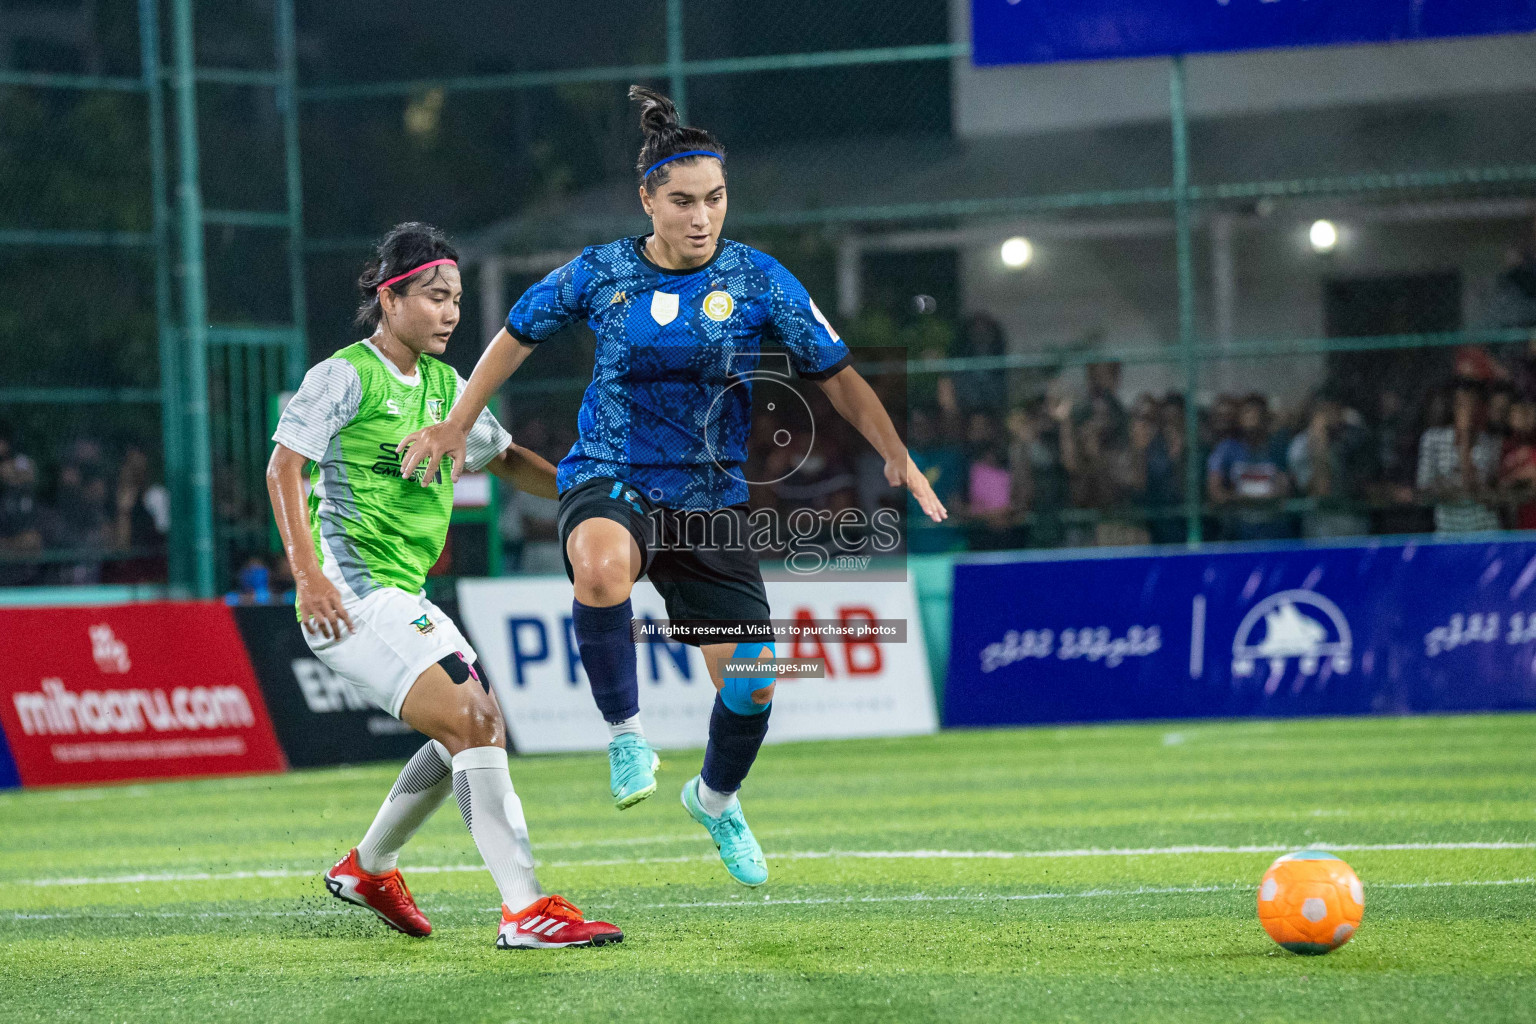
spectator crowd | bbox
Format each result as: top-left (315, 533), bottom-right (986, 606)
top-left (12, 356), bottom-right (1536, 589)
top-left (8, 228), bottom-right (1536, 583)
top-left (0, 436), bottom-right (169, 586)
top-left (888, 340), bottom-right (1536, 553)
top-left (871, 227), bottom-right (1536, 553)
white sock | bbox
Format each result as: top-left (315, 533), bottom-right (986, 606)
top-left (356, 740), bottom-right (453, 874)
top-left (697, 777), bottom-right (738, 818)
top-left (452, 745), bottom-right (543, 911)
top-left (607, 714), bottom-right (645, 740)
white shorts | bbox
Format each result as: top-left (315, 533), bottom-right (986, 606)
top-left (303, 587), bottom-right (480, 720)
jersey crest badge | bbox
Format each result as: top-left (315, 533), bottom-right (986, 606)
top-left (610, 291), bottom-right (627, 305)
top-left (703, 290), bottom-right (734, 322)
top-left (410, 614), bottom-right (436, 636)
top-left (427, 398), bottom-right (444, 422)
top-left (650, 291), bottom-right (680, 326)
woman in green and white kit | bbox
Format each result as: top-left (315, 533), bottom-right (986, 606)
top-left (267, 222), bottom-right (623, 950)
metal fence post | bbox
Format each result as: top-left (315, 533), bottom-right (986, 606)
top-left (667, 0), bottom-right (687, 121)
top-left (139, 0), bottom-right (188, 593)
top-left (1170, 56), bottom-right (1201, 547)
top-left (276, 0), bottom-right (309, 390)
top-left (170, 0), bottom-right (216, 597)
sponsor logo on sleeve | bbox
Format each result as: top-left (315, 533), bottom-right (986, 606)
top-left (808, 298), bottom-right (841, 341)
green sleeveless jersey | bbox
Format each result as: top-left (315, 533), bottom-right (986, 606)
top-left (271, 340), bottom-right (511, 602)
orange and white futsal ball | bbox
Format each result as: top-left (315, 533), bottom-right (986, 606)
top-left (1257, 850), bottom-right (1364, 955)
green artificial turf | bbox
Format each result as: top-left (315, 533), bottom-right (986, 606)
top-left (1, 714), bottom-right (1532, 1023)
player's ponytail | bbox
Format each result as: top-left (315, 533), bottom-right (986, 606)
top-left (634, 85), bottom-right (680, 137)
top-left (354, 221), bottom-right (460, 332)
top-left (629, 85), bottom-right (725, 192)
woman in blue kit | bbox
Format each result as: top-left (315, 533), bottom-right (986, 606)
top-left (399, 86), bottom-right (947, 887)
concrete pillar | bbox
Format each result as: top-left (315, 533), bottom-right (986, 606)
top-left (480, 256), bottom-right (505, 350)
top-left (836, 234), bottom-right (862, 319)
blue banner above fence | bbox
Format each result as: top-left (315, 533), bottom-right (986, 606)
top-left (945, 538), bottom-right (1536, 726)
top-left (971, 0), bottom-right (1536, 66)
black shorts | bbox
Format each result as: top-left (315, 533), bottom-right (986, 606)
top-left (556, 476), bottom-right (771, 646)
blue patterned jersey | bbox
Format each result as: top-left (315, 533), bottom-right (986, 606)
top-left (506, 236), bottom-right (851, 509)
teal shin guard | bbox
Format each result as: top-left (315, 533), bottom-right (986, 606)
top-left (720, 641), bottom-right (774, 715)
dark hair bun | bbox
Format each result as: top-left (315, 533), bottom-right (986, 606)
top-left (629, 85), bottom-right (679, 136)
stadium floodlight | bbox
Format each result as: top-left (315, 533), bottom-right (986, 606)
top-left (1000, 236), bottom-right (1033, 269)
top-left (1309, 219), bottom-right (1339, 253)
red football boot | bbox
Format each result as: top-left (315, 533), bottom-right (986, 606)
top-left (495, 894), bottom-right (623, 949)
top-left (323, 848), bottom-right (432, 937)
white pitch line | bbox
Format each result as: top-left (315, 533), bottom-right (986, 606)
top-left (774, 841), bottom-right (1536, 861)
top-left (533, 832), bottom-right (699, 850)
top-left (9, 908), bottom-right (355, 921)
top-left (624, 876), bottom-right (1536, 910)
top-left (10, 878), bottom-right (1531, 922)
top-left (4, 864), bottom-right (492, 887)
top-left (4, 840), bottom-right (1533, 889)
top-left (640, 884), bottom-right (1239, 910)
top-left (2, 859), bottom-right (713, 888)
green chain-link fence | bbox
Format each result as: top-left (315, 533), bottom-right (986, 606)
top-left (4, 0), bottom-right (1534, 597)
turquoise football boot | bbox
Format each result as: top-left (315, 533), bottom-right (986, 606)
top-left (608, 733), bottom-right (659, 810)
top-left (681, 775), bottom-right (768, 887)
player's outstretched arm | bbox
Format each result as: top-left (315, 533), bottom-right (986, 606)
top-left (266, 443), bottom-right (355, 639)
top-left (484, 442), bottom-right (560, 500)
top-left (397, 329), bottom-right (539, 485)
top-left (814, 366), bottom-right (948, 524)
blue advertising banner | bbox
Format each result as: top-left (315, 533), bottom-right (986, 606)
top-left (972, 0), bottom-right (1536, 66)
top-left (945, 538), bottom-right (1536, 726)
top-left (0, 726), bottom-right (18, 789)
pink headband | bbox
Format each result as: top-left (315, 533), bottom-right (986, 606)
top-left (376, 258), bottom-right (456, 293)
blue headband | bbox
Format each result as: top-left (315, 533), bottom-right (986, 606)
top-left (643, 149), bottom-right (723, 181)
